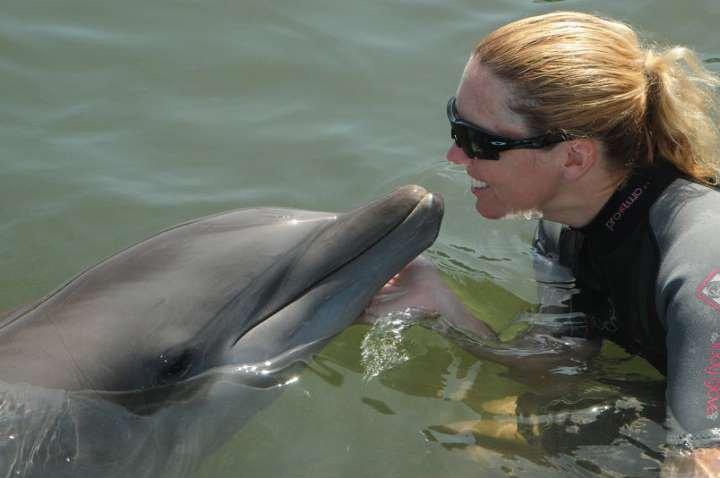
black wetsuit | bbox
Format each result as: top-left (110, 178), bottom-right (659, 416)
top-left (533, 161), bottom-right (720, 449)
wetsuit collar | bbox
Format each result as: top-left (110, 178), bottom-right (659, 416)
top-left (575, 161), bottom-right (681, 253)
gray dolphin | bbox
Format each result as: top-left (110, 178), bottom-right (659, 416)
top-left (0, 185), bottom-right (443, 478)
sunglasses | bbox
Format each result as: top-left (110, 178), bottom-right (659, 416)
top-left (447, 96), bottom-right (571, 160)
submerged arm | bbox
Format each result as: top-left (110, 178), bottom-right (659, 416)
top-left (431, 314), bottom-right (600, 376)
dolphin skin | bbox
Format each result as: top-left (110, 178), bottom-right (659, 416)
top-left (0, 185), bottom-right (443, 478)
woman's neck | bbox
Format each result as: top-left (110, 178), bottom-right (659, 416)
top-left (544, 165), bottom-right (628, 228)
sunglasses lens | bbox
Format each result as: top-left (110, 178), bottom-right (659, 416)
top-left (451, 124), bottom-right (497, 160)
top-left (467, 130), bottom-right (499, 160)
top-left (450, 125), bottom-right (466, 150)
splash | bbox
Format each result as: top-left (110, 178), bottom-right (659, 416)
top-left (360, 310), bottom-right (422, 381)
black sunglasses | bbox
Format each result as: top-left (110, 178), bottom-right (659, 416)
top-left (447, 96), bottom-right (571, 160)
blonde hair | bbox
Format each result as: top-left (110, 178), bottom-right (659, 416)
top-left (473, 11), bottom-right (720, 185)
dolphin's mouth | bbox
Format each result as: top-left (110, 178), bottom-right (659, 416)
top-left (226, 185), bottom-right (443, 367)
top-left (278, 187), bottom-right (443, 314)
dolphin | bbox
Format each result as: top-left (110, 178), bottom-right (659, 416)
top-left (0, 185), bottom-right (443, 478)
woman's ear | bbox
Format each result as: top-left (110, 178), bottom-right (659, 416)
top-left (560, 139), bottom-right (598, 182)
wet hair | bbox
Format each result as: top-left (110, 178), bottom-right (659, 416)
top-left (473, 11), bottom-right (720, 185)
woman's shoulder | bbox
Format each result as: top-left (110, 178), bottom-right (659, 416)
top-left (650, 176), bottom-right (720, 248)
top-left (650, 177), bottom-right (720, 319)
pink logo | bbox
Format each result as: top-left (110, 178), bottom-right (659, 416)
top-left (696, 269), bottom-right (720, 312)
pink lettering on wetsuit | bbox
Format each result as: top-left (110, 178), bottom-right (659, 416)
top-left (604, 187), bottom-right (645, 232)
top-left (705, 342), bottom-right (720, 418)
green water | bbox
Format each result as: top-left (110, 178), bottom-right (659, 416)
top-left (2, 0), bottom-right (718, 476)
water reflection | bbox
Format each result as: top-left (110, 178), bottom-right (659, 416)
top-left (354, 302), bottom-right (666, 477)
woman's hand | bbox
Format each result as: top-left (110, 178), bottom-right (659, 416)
top-left (366, 256), bottom-right (446, 313)
top-left (359, 256), bottom-right (497, 339)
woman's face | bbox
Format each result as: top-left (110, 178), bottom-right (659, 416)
top-left (446, 59), bottom-right (565, 220)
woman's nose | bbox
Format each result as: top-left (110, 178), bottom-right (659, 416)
top-left (446, 142), bottom-right (471, 165)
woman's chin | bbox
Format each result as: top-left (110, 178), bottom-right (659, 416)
top-left (474, 198), bottom-right (544, 221)
top-left (474, 200), bottom-right (507, 220)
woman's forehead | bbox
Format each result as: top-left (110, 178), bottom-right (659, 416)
top-left (456, 59), bottom-right (531, 137)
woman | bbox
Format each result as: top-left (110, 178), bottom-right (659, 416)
top-left (370, 11), bottom-right (720, 476)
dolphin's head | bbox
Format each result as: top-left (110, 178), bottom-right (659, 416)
top-left (0, 186), bottom-right (443, 397)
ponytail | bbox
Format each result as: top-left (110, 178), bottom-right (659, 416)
top-left (644, 47), bottom-right (720, 185)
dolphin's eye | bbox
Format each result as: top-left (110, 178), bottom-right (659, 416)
top-left (156, 350), bottom-right (194, 385)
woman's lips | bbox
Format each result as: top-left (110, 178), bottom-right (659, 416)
top-left (471, 177), bottom-right (489, 196)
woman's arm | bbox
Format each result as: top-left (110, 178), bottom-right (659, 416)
top-left (359, 255), bottom-right (601, 377)
top-left (359, 256), bottom-right (497, 338)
